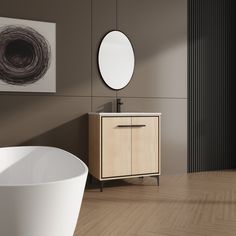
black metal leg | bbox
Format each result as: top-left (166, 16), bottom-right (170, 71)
top-left (89, 174), bottom-right (93, 184)
top-left (100, 181), bottom-right (104, 192)
top-left (157, 176), bottom-right (159, 186)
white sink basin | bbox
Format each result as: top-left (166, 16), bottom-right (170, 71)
top-left (89, 112), bottom-right (161, 117)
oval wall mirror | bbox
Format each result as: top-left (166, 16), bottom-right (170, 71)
top-left (98, 31), bottom-right (135, 90)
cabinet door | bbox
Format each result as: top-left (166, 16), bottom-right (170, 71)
top-left (132, 117), bottom-right (159, 175)
top-left (102, 117), bottom-right (131, 178)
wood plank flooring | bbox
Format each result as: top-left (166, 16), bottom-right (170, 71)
top-left (74, 171), bottom-right (236, 236)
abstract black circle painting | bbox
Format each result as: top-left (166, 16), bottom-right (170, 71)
top-left (0, 17), bottom-right (56, 92)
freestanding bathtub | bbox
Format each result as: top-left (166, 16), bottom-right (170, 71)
top-left (0, 146), bottom-right (88, 236)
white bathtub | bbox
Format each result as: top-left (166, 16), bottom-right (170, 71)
top-left (0, 146), bottom-right (88, 236)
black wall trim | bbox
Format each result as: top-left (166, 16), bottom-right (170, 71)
top-left (188, 0), bottom-right (234, 172)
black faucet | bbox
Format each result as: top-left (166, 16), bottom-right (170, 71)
top-left (116, 98), bottom-right (123, 113)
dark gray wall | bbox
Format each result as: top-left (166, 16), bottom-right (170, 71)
top-left (0, 0), bottom-right (187, 174)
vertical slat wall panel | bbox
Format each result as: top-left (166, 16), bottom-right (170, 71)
top-left (188, 0), bottom-right (234, 172)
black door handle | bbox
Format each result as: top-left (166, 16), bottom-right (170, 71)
top-left (117, 125), bottom-right (146, 128)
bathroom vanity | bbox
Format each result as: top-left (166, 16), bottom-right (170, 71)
top-left (89, 112), bottom-right (161, 191)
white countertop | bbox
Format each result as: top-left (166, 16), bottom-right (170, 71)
top-left (89, 112), bottom-right (161, 117)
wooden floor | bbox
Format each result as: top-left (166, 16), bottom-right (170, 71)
top-left (74, 171), bottom-right (236, 236)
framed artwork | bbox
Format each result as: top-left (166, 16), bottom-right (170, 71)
top-left (0, 17), bottom-right (56, 92)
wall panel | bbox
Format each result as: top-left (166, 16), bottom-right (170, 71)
top-left (188, 0), bottom-right (234, 172)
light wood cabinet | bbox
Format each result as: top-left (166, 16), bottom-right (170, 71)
top-left (89, 113), bottom-right (161, 191)
top-left (131, 117), bottom-right (158, 175)
top-left (102, 117), bottom-right (131, 177)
